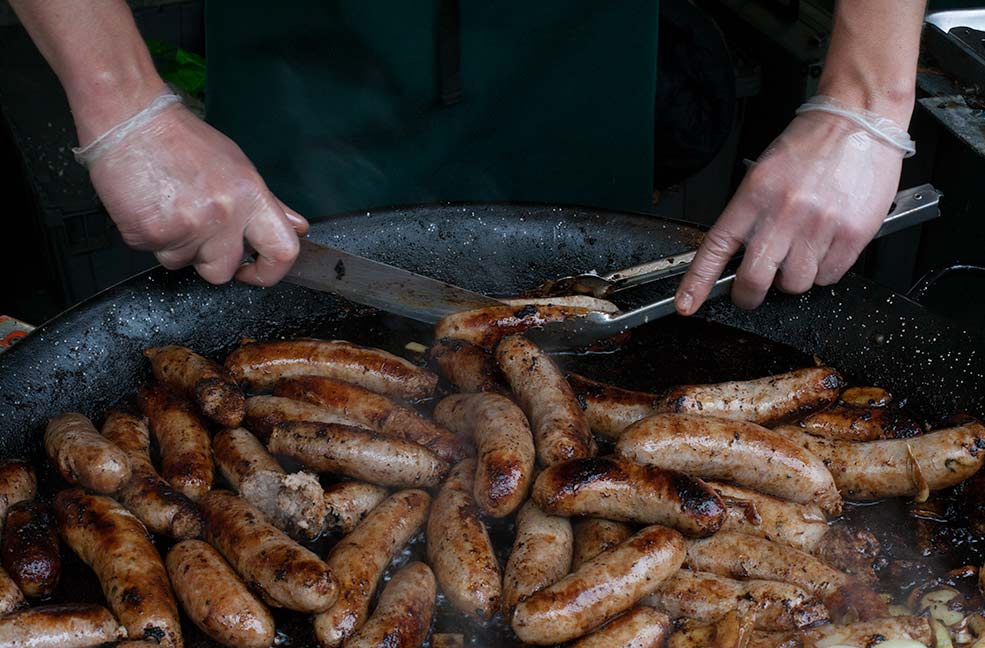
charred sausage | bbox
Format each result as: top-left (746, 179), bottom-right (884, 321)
top-left (145, 345), bottom-right (245, 427)
top-left (166, 539), bottom-right (275, 648)
top-left (1, 501), bottom-right (60, 598)
top-left (501, 501), bottom-right (573, 617)
top-left (54, 489), bottom-right (182, 647)
top-left (45, 413), bottom-right (131, 494)
top-left (709, 481), bottom-right (828, 553)
top-left (428, 338), bottom-right (506, 394)
top-left (313, 490), bottom-right (430, 647)
top-left (322, 481), bottom-right (388, 534)
top-left (511, 525), bottom-right (686, 645)
top-left (138, 385), bottom-right (214, 501)
top-left (568, 607), bottom-right (672, 648)
top-left (426, 460), bottom-right (501, 620)
top-left (435, 303), bottom-right (601, 350)
top-left (225, 338), bottom-right (437, 400)
top-left (747, 616), bottom-right (932, 648)
top-left (532, 457), bottom-right (726, 537)
top-left (102, 412), bottom-right (201, 540)
top-left (496, 335), bottom-right (596, 466)
top-left (0, 460), bottom-right (36, 528)
top-left (797, 404), bottom-right (922, 441)
top-left (273, 375), bottom-right (466, 463)
top-left (243, 395), bottom-right (362, 442)
top-left (617, 414), bottom-right (841, 514)
top-left (343, 562), bottom-right (436, 648)
top-left (433, 393), bottom-right (535, 517)
top-left (0, 604), bottom-right (126, 648)
top-left (567, 373), bottom-right (660, 439)
top-left (268, 421), bottom-right (449, 488)
top-left (199, 490), bottom-right (336, 613)
top-left (572, 518), bottom-right (633, 569)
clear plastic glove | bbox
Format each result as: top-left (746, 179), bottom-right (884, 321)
top-left (675, 109), bottom-right (905, 314)
top-left (84, 100), bottom-right (308, 285)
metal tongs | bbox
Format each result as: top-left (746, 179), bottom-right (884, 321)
top-left (525, 184), bottom-right (942, 349)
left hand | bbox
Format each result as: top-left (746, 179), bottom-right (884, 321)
top-left (675, 110), bottom-right (905, 314)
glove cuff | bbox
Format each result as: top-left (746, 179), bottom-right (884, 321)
top-left (72, 92), bottom-right (182, 166)
top-left (796, 95), bottom-right (916, 159)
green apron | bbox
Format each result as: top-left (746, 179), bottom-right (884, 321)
top-left (205, 2), bottom-right (659, 217)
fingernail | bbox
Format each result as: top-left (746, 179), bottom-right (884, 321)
top-left (676, 290), bottom-right (693, 314)
top-left (284, 211), bottom-right (307, 230)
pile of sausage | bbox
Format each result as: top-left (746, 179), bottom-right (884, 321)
top-left (1, 299), bottom-right (984, 648)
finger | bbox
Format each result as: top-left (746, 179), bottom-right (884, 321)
top-left (235, 200), bottom-right (300, 287)
top-left (276, 198), bottom-right (310, 235)
top-left (815, 236), bottom-right (864, 286)
top-left (193, 233), bottom-right (245, 285)
top-left (155, 242), bottom-right (198, 271)
top-left (776, 238), bottom-right (822, 295)
top-left (730, 223), bottom-right (794, 310)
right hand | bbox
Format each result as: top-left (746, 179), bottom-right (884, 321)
top-left (86, 101), bottom-right (308, 286)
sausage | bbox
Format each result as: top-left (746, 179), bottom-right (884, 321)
top-left (243, 395), bottom-right (363, 442)
top-left (532, 457), bottom-right (726, 537)
top-left (54, 489), bottom-right (182, 647)
top-left (44, 413), bottom-right (131, 494)
top-left (798, 405), bottom-right (922, 441)
top-left (434, 303), bottom-right (601, 350)
top-left (166, 539), bottom-right (275, 648)
top-left (667, 616), bottom-right (756, 648)
top-left (839, 386), bottom-right (892, 408)
top-left (642, 570), bottom-right (829, 631)
top-left (145, 345), bottom-right (245, 427)
top-left (138, 385), bottom-right (214, 501)
top-left (433, 393), bottom-right (535, 516)
top-left (501, 501), bottom-right (573, 617)
top-left (685, 532), bottom-right (886, 621)
top-left (0, 604), bottom-right (126, 648)
top-left (617, 414), bottom-right (842, 515)
top-left (569, 607), bottom-right (672, 648)
top-left (0, 460), bottom-right (36, 527)
top-left (709, 481), bottom-right (828, 553)
top-left (199, 490), bottom-right (336, 613)
top-left (780, 421), bottom-right (985, 500)
top-left (426, 460), bottom-right (501, 620)
top-left (572, 518), bottom-right (633, 569)
top-left (0, 568), bottom-right (24, 616)
top-left (322, 481), bottom-right (389, 534)
top-left (343, 561), bottom-right (436, 648)
top-left (225, 338), bottom-right (437, 400)
top-left (212, 427), bottom-right (283, 488)
top-left (1, 501), bottom-right (60, 598)
top-left (512, 524), bottom-right (686, 645)
top-left (747, 616), bottom-right (933, 648)
top-left (268, 421), bottom-right (449, 487)
top-left (313, 490), bottom-right (431, 647)
top-left (567, 373), bottom-right (660, 439)
top-left (658, 367), bottom-right (844, 426)
top-left (496, 335), bottom-right (596, 465)
top-left (428, 338), bottom-right (506, 394)
top-left (273, 375), bottom-right (466, 463)
top-left (239, 468), bottom-right (327, 542)
top-left (102, 412), bottom-right (201, 540)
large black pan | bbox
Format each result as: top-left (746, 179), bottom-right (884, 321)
top-left (0, 203), bottom-right (982, 646)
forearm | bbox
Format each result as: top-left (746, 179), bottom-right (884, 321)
top-left (818, 0), bottom-right (926, 125)
top-left (10, 0), bottom-right (166, 143)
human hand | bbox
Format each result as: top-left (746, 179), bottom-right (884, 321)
top-left (675, 109), bottom-right (905, 314)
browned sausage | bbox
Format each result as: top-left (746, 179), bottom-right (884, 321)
top-left (54, 489), bottom-right (182, 647)
top-left (532, 457), bottom-right (725, 537)
top-left (243, 395), bottom-right (363, 441)
top-left (501, 501), bottom-right (573, 617)
top-left (268, 421), bottom-right (449, 487)
top-left (813, 526), bottom-right (881, 587)
top-left (567, 373), bottom-right (660, 439)
top-left (685, 532), bottom-right (886, 621)
top-left (240, 469), bottom-right (327, 542)
top-left (225, 338), bottom-right (437, 400)
top-left (343, 561), bottom-right (436, 648)
top-left (428, 338), bottom-right (506, 394)
top-left (569, 607), bottom-right (672, 648)
top-left (45, 413), bottom-right (131, 494)
top-left (709, 481), bottom-right (828, 553)
top-left (1, 501), bottom-right (60, 598)
top-left (434, 304), bottom-right (600, 350)
top-left (798, 404), bottom-right (922, 441)
top-left (212, 427), bottom-right (283, 488)
top-left (658, 367), bottom-right (844, 426)
top-left (781, 421), bottom-right (985, 500)
top-left (747, 616), bottom-right (933, 648)
top-left (839, 386), bottom-right (892, 408)
top-left (322, 481), bottom-right (388, 534)
top-left (138, 385), bottom-right (214, 501)
top-left (199, 490), bottom-right (336, 613)
top-left (0, 568), bottom-right (24, 616)
top-left (313, 490), bottom-right (430, 647)
top-left (642, 570), bottom-right (828, 631)
top-left (496, 335), bottom-right (596, 466)
top-left (617, 414), bottom-right (841, 515)
top-left (102, 412), bottom-right (201, 540)
top-left (512, 525), bottom-right (686, 645)
top-left (0, 603), bottom-right (126, 648)
top-left (426, 460), bottom-right (501, 620)
top-left (0, 460), bottom-right (36, 528)
top-left (433, 393), bottom-right (535, 517)
top-left (273, 375), bottom-right (466, 463)
top-left (166, 539), bottom-right (275, 648)
top-left (145, 345), bottom-right (245, 427)
top-left (572, 518), bottom-right (633, 569)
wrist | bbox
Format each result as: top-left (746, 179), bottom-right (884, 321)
top-left (817, 74), bottom-right (916, 127)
